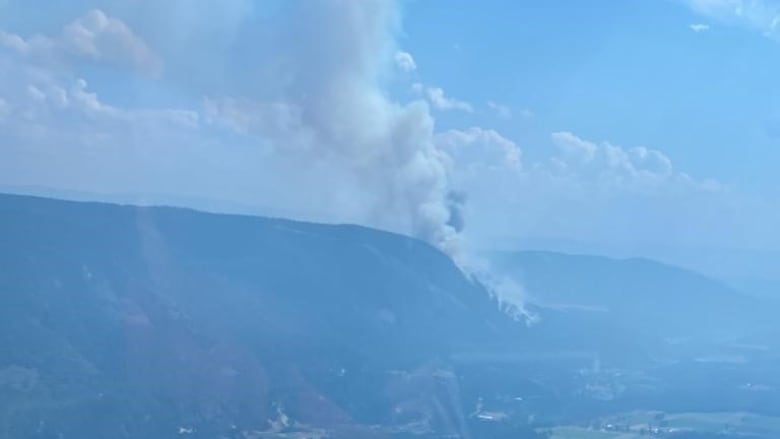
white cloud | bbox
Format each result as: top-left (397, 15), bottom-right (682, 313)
top-left (0, 97), bottom-right (8, 121)
top-left (485, 101), bottom-right (532, 120)
top-left (487, 101), bottom-right (512, 119)
top-left (436, 127), bottom-right (521, 169)
top-left (0, 9), bottom-right (161, 75)
top-left (3, 66), bottom-right (195, 137)
top-left (412, 83), bottom-right (474, 114)
top-left (689, 23), bottom-right (711, 31)
top-left (551, 131), bottom-right (598, 163)
top-left (425, 86), bottom-right (473, 112)
top-left (452, 130), bottom-right (734, 257)
top-left (394, 50), bottom-right (416, 72)
top-left (26, 85), bottom-right (46, 102)
top-left (550, 131), bottom-right (677, 186)
top-left (63, 9), bottom-right (161, 74)
top-left (681, 0), bottom-right (780, 39)
top-left (0, 30), bottom-right (52, 54)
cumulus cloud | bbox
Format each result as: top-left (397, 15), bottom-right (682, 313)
top-left (486, 101), bottom-right (534, 120)
top-left (425, 87), bottom-right (474, 112)
top-left (0, 31), bottom-right (51, 55)
top-left (436, 127), bottom-right (522, 169)
top-left (487, 101), bottom-right (512, 119)
top-left (549, 131), bottom-right (679, 189)
top-left (0, 9), bottom-right (161, 75)
top-left (394, 50), bottom-right (416, 72)
top-left (0, 35), bottom-right (207, 201)
top-left (452, 129), bottom-right (735, 261)
top-left (63, 9), bottom-right (161, 74)
top-left (681, 0), bottom-right (780, 39)
top-left (0, 97), bottom-right (8, 121)
top-left (1, 55), bottom-right (192, 125)
top-left (1, 72), bottom-right (196, 153)
top-left (689, 23), bottom-right (711, 31)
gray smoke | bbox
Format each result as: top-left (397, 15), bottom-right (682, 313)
top-left (446, 191), bottom-right (467, 233)
top-left (206, 0), bottom-right (462, 254)
top-left (206, 1), bottom-right (537, 319)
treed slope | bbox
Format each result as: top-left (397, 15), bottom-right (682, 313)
top-left (0, 193), bottom-right (522, 438)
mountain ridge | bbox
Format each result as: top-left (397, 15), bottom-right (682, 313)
top-left (0, 192), bottom-right (527, 438)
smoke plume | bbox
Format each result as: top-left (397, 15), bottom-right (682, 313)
top-left (205, 0), bottom-right (462, 255)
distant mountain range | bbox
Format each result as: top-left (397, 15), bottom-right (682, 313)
top-left (497, 250), bottom-right (770, 337)
top-left (0, 193), bottom-right (773, 438)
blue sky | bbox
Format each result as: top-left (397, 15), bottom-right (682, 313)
top-left (1, 0), bottom-right (779, 283)
top-left (403, 0), bottom-right (780, 187)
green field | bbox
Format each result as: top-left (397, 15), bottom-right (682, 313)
top-left (548, 426), bottom-right (628, 439)
top-left (666, 412), bottom-right (780, 435)
top-left (546, 411), bottom-right (780, 438)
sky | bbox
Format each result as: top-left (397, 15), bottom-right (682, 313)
top-left (1, 0), bottom-right (780, 284)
